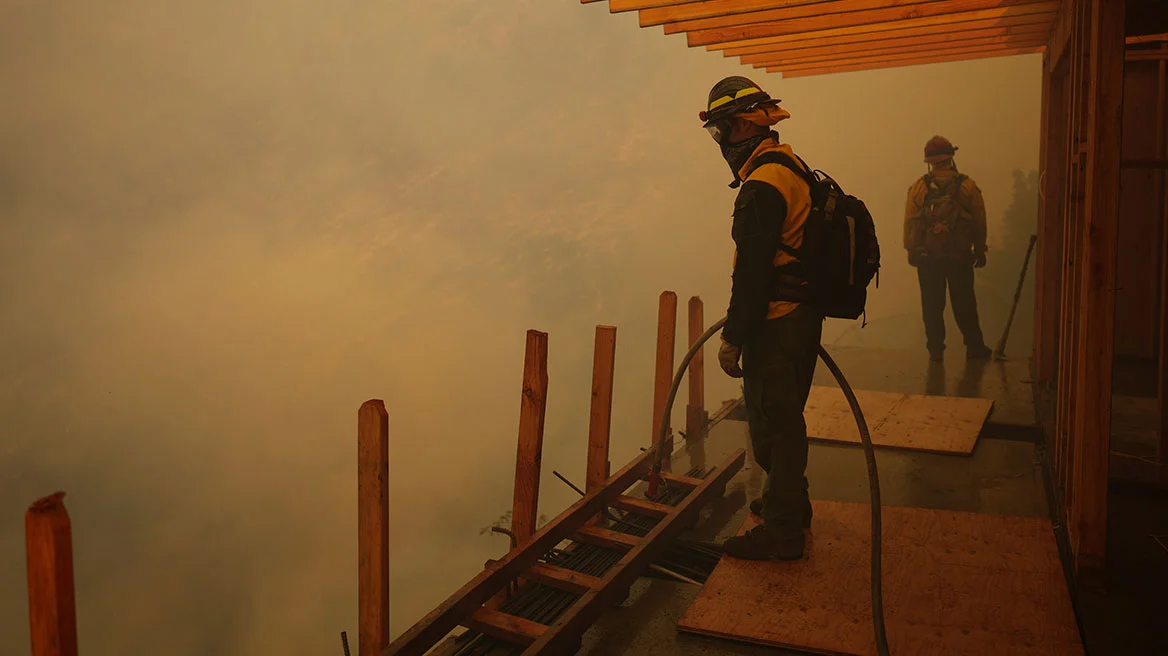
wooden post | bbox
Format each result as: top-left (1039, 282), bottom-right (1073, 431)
top-left (512, 330), bottom-right (549, 547)
top-left (586, 326), bottom-right (617, 493)
top-left (1070, 0), bottom-right (1124, 585)
top-left (358, 400), bottom-right (390, 656)
top-left (26, 492), bottom-right (78, 656)
top-left (685, 296), bottom-right (707, 442)
top-left (1036, 51), bottom-right (1067, 387)
top-left (1158, 49), bottom-right (1168, 490)
top-left (652, 291), bottom-right (678, 460)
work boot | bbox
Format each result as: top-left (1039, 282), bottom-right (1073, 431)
top-left (749, 497), bottom-right (812, 529)
top-left (722, 525), bottom-right (805, 561)
top-left (966, 344), bottom-right (992, 360)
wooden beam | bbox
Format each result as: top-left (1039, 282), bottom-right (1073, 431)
top-left (608, 0), bottom-right (700, 11)
top-left (1127, 50), bottom-right (1168, 61)
top-left (666, 0), bottom-right (1052, 34)
top-left (749, 34), bottom-right (1047, 67)
top-left (1047, 0), bottom-right (1073, 70)
top-left (358, 400), bottom-right (390, 656)
top-left (685, 296), bottom-right (706, 442)
top-left (714, 13), bottom-right (1055, 53)
top-left (384, 447), bottom-right (661, 656)
top-left (1035, 52), bottom-right (1068, 386)
top-left (463, 608), bottom-right (545, 645)
top-left (517, 449), bottom-right (747, 655)
top-left (586, 326), bottom-right (617, 493)
top-left (574, 525), bottom-right (642, 550)
top-left (685, 1), bottom-right (1060, 47)
top-left (770, 45), bottom-right (1044, 77)
top-left (652, 291), bottom-right (678, 458)
top-left (1071, 0), bottom-right (1124, 585)
top-left (610, 494), bottom-right (674, 519)
top-left (524, 562), bottom-right (601, 595)
top-left (733, 23), bottom-right (1049, 60)
top-left (644, 0), bottom-right (856, 27)
top-left (512, 330), bottom-right (549, 548)
top-left (25, 492), bottom-right (78, 656)
top-left (1127, 31), bottom-right (1168, 45)
top-left (1158, 51), bottom-right (1168, 490)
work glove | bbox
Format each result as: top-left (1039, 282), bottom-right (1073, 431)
top-left (973, 251), bottom-right (987, 268)
top-left (718, 338), bottom-right (744, 378)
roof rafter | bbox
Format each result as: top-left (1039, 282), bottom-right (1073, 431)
top-left (770, 44), bottom-right (1043, 76)
top-left (663, 0), bottom-right (1050, 34)
top-left (745, 32), bottom-right (1048, 66)
top-left (733, 23), bottom-right (1048, 60)
top-left (640, 0), bottom-right (825, 27)
top-left (706, 11), bottom-right (1054, 51)
top-left (719, 15), bottom-right (1050, 55)
top-left (685, 0), bottom-right (1060, 47)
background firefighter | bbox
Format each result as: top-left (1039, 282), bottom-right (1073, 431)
top-left (903, 135), bottom-right (993, 362)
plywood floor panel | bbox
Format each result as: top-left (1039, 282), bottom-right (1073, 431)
top-left (804, 386), bottom-right (994, 455)
top-left (677, 501), bottom-right (1082, 656)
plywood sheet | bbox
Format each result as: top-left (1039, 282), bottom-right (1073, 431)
top-left (804, 386), bottom-right (993, 455)
top-left (677, 501), bottom-right (1082, 656)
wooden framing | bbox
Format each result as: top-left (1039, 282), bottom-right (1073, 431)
top-left (587, 326), bottom-right (617, 493)
top-left (1035, 51), bottom-right (1069, 387)
top-left (685, 296), bottom-right (707, 442)
top-left (357, 400), bottom-right (390, 656)
top-left (662, 0), bottom-right (1054, 34)
top-left (25, 492), bottom-right (78, 656)
top-left (713, 13), bottom-right (1057, 54)
top-left (385, 445), bottom-right (745, 655)
top-left (513, 330), bottom-right (550, 547)
top-left (1158, 49), bottom-right (1168, 489)
top-left (652, 291), bottom-right (678, 458)
top-left (684, 2), bottom-right (1059, 48)
top-left (753, 36), bottom-right (1048, 69)
top-left (770, 46), bottom-right (1043, 77)
top-left (734, 23), bottom-right (1050, 61)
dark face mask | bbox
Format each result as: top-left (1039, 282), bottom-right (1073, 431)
top-left (719, 132), bottom-right (773, 188)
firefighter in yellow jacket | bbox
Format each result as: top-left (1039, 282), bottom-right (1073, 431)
top-left (904, 136), bottom-right (992, 362)
top-left (702, 76), bottom-right (821, 561)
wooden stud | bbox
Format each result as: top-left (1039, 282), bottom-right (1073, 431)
top-left (358, 400), bottom-right (390, 656)
top-left (1127, 32), bottom-right (1168, 45)
top-left (587, 326), bottom-right (617, 493)
top-left (685, 1), bottom-right (1060, 48)
top-left (1047, 0), bottom-right (1074, 67)
top-left (735, 24), bottom-right (1048, 61)
top-left (652, 292), bottom-right (678, 459)
top-left (754, 36), bottom-right (1048, 69)
top-left (524, 562), bottom-right (602, 595)
top-left (25, 492), bottom-right (78, 656)
top-left (1159, 50), bottom-right (1168, 490)
top-left (665, 0), bottom-right (1054, 34)
top-left (714, 13), bottom-right (1056, 54)
top-left (512, 330), bottom-right (549, 548)
top-left (609, 494), bottom-right (674, 519)
top-left (685, 297), bottom-right (706, 442)
top-left (1070, 0), bottom-right (1124, 586)
top-left (574, 525), bottom-right (641, 550)
top-left (463, 608), bottom-right (546, 645)
top-left (1035, 52), bottom-right (1068, 387)
top-left (770, 46), bottom-right (1044, 77)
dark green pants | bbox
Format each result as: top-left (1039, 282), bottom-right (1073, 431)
top-left (741, 304), bottom-right (823, 539)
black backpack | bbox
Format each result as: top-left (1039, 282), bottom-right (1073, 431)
top-left (748, 152), bottom-right (881, 322)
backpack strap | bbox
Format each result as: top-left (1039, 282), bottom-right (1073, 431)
top-left (741, 151), bottom-right (814, 260)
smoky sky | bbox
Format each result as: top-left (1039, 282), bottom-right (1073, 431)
top-left (0, 1), bottom-right (1041, 653)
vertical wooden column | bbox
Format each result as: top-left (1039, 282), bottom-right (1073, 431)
top-left (25, 492), bottom-right (78, 656)
top-left (1070, 0), bottom-right (1125, 585)
top-left (652, 291), bottom-right (678, 462)
top-left (1036, 50), bottom-right (1068, 387)
top-left (357, 400), bottom-right (390, 656)
top-left (685, 296), bottom-right (707, 441)
top-left (512, 330), bottom-right (549, 547)
top-left (587, 326), bottom-right (617, 493)
top-left (1158, 50), bottom-right (1168, 490)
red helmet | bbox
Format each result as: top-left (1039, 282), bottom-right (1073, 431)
top-left (924, 135), bottom-right (958, 163)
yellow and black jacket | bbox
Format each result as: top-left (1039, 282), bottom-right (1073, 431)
top-left (722, 136), bottom-right (813, 348)
top-left (903, 167), bottom-right (988, 259)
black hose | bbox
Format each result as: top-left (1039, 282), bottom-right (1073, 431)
top-left (653, 315), bottom-right (890, 656)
